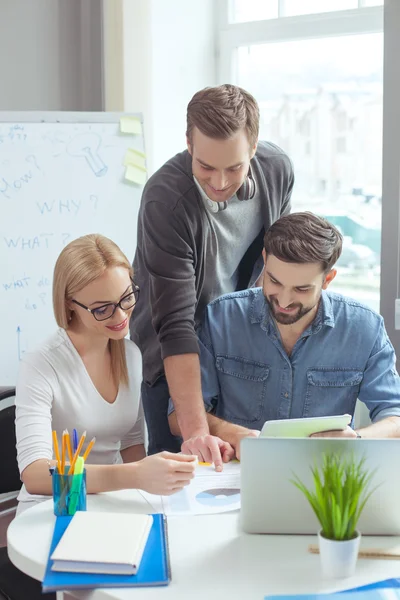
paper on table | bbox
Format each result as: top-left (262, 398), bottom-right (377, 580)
top-left (120, 116), bottom-right (142, 135)
top-left (123, 148), bottom-right (146, 170)
top-left (124, 164), bottom-right (147, 186)
top-left (141, 461), bottom-right (241, 516)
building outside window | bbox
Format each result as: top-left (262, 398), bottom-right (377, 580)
top-left (218, 0), bottom-right (383, 310)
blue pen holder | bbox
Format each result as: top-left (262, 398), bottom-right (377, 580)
top-left (52, 469), bottom-right (87, 516)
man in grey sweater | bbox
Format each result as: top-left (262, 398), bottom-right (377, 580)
top-left (130, 84), bottom-right (294, 469)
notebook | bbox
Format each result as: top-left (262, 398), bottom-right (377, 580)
top-left (42, 513), bottom-right (170, 592)
top-left (51, 511), bottom-right (153, 575)
top-left (260, 414), bottom-right (352, 438)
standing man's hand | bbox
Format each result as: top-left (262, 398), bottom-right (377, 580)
top-left (181, 434), bottom-right (235, 471)
top-left (205, 415), bottom-right (261, 460)
top-left (165, 354), bottom-right (236, 471)
top-left (230, 428), bottom-right (260, 460)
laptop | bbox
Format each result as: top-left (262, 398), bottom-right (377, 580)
top-left (240, 437), bottom-right (400, 535)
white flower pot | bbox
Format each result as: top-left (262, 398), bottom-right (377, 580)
top-left (318, 529), bottom-right (361, 578)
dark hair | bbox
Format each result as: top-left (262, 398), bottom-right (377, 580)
top-left (186, 84), bottom-right (259, 148)
top-left (263, 212), bottom-right (343, 272)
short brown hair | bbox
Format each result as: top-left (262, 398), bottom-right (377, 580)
top-left (186, 84), bottom-right (259, 148)
top-left (263, 212), bottom-right (343, 272)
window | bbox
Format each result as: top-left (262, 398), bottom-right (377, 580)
top-left (230, 0), bottom-right (278, 22)
top-left (336, 137), bottom-right (347, 154)
top-left (229, 0), bottom-right (383, 22)
top-left (219, 1), bottom-right (383, 311)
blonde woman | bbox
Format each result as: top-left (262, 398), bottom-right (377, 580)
top-left (15, 234), bottom-right (196, 514)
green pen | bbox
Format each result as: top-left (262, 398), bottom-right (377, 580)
top-left (68, 456), bottom-right (85, 515)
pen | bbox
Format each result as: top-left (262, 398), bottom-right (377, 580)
top-left (82, 437), bottom-right (96, 462)
top-left (65, 429), bottom-right (73, 463)
top-left (52, 430), bottom-right (61, 474)
top-left (61, 431), bottom-right (66, 475)
top-left (72, 428), bottom-right (78, 454)
top-left (68, 431), bottom-right (86, 475)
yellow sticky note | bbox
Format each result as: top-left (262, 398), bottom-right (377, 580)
top-left (125, 164), bottom-right (147, 186)
top-left (120, 116), bottom-right (142, 135)
top-left (123, 148), bottom-right (146, 170)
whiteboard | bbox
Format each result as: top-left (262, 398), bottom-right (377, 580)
top-left (0, 112), bottom-right (145, 385)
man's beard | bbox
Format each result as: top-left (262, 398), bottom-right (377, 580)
top-left (265, 295), bottom-right (317, 325)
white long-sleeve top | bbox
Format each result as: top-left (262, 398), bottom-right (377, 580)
top-left (15, 328), bottom-right (144, 512)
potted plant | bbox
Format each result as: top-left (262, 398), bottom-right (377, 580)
top-left (292, 451), bottom-right (378, 578)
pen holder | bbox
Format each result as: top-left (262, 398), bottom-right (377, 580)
top-left (52, 469), bottom-right (87, 516)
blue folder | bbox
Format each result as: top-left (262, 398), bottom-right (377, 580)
top-left (42, 512), bottom-right (170, 593)
top-left (264, 583), bottom-right (400, 600)
top-left (341, 579), bottom-right (400, 593)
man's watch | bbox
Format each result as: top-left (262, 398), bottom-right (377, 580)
top-left (355, 431), bottom-right (362, 439)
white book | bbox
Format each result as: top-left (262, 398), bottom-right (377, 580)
top-left (51, 511), bottom-right (153, 575)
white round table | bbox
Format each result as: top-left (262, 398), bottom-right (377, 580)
top-left (7, 490), bottom-right (400, 600)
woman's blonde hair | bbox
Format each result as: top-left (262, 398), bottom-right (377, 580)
top-left (53, 234), bottom-right (134, 386)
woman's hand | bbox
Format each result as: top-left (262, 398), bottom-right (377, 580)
top-left (134, 451), bottom-right (197, 495)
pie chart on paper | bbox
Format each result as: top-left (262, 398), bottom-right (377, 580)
top-left (196, 487), bottom-right (240, 507)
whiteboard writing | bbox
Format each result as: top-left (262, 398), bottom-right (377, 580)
top-left (0, 124), bottom-right (27, 143)
top-left (0, 113), bottom-right (144, 384)
top-left (3, 233), bottom-right (58, 250)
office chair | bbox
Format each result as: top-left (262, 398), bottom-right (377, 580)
top-left (0, 386), bottom-right (55, 600)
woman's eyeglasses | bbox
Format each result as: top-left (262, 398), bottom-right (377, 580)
top-left (71, 284), bottom-right (140, 322)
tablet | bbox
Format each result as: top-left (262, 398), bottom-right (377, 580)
top-left (260, 414), bottom-right (352, 438)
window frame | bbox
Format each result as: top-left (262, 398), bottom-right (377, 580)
top-left (217, 1), bottom-right (400, 366)
top-left (217, 2), bottom-right (383, 84)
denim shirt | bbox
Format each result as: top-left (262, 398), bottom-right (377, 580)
top-left (193, 288), bottom-right (400, 430)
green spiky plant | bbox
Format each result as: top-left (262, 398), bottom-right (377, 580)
top-left (291, 452), bottom-right (378, 541)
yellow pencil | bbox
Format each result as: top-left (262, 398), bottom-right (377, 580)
top-left (65, 429), bottom-right (73, 463)
top-left (82, 437), bottom-right (96, 462)
top-left (61, 431), bottom-right (66, 475)
top-left (52, 430), bottom-right (61, 473)
top-left (68, 431), bottom-right (86, 475)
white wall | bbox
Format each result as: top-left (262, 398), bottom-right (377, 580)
top-left (0, 0), bottom-right (62, 109)
top-left (121, 0), bottom-right (154, 170)
top-left (0, 0), bottom-right (216, 172)
top-left (117, 0), bottom-right (217, 174)
top-left (150, 0), bottom-right (217, 171)
top-left (0, 0), bottom-right (103, 111)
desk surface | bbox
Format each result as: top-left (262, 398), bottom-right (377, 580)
top-left (7, 489), bottom-right (400, 600)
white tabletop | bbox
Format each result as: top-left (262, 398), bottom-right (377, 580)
top-left (8, 490), bottom-right (400, 600)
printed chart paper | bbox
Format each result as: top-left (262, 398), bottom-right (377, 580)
top-left (141, 461), bottom-right (241, 516)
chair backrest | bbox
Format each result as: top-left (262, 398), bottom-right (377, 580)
top-left (0, 388), bottom-right (21, 494)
